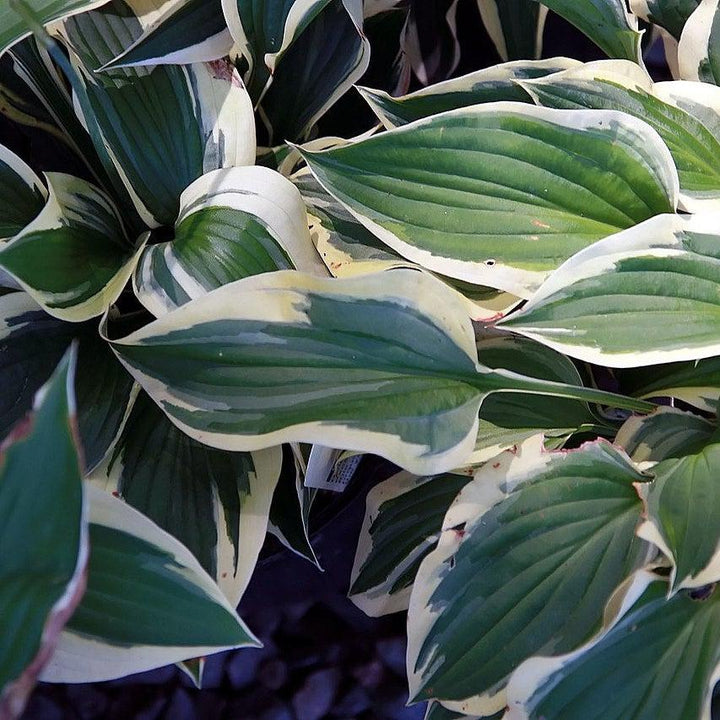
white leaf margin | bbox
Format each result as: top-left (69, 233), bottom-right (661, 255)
top-left (499, 212), bottom-right (720, 367)
top-left (406, 436), bottom-right (547, 716)
top-left (300, 102), bottom-right (679, 298)
top-left (42, 484), bottom-right (259, 684)
top-left (503, 570), bottom-right (665, 720)
top-left (134, 165), bottom-right (326, 317)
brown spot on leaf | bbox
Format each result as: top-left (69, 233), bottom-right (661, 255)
top-left (208, 59), bottom-right (242, 87)
top-left (532, 219), bottom-right (551, 229)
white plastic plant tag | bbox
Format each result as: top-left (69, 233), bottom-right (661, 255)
top-left (304, 445), bottom-right (362, 492)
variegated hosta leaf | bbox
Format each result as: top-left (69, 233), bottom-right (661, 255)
top-left (616, 406), bottom-right (715, 463)
top-left (8, 37), bottom-right (113, 191)
top-left (678, 0), bottom-right (720, 83)
top-left (259, 0), bottom-right (371, 142)
top-left (272, 128), bottom-right (376, 177)
top-left (407, 440), bottom-right (651, 715)
top-left (476, 0), bottom-right (547, 61)
top-left (636, 439), bottom-right (720, 592)
top-left (0, 0), bottom-right (109, 56)
top-left (501, 212), bottom-right (720, 367)
top-left (358, 58), bottom-right (582, 129)
top-left (0, 293), bottom-right (135, 471)
top-left (300, 103), bottom-right (678, 297)
top-left (59, 1), bottom-right (255, 227)
top-left (0, 293), bottom-right (81, 439)
top-left (102, 0), bottom-right (232, 69)
top-left (619, 356), bottom-right (720, 413)
top-left (294, 169), bottom-right (520, 321)
top-left (505, 576), bottom-right (720, 720)
top-left (105, 270), bottom-right (653, 476)
top-left (531, 0), bottom-right (642, 63)
top-left (135, 166), bottom-right (323, 317)
top-left (223, 0), bottom-right (332, 102)
top-left (0, 349), bottom-right (87, 719)
top-left (521, 59), bottom-right (720, 211)
top-left (295, 168), bottom-right (407, 273)
top-left (89, 392), bottom-right (282, 605)
top-left (0, 173), bottom-right (142, 322)
top-left (470, 334), bottom-right (601, 465)
top-left (107, 269), bottom-right (484, 475)
top-left (0, 50), bottom-right (64, 144)
top-left (349, 470), bottom-right (473, 617)
top-left (0, 142), bottom-right (46, 240)
top-left (629, 0), bottom-right (701, 41)
top-left (268, 446), bottom-right (319, 567)
top-left (43, 484), bottom-right (258, 683)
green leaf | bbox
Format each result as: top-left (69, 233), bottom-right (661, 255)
top-left (629, 0), bottom-right (700, 41)
top-left (530, 0), bottom-right (642, 62)
top-left (222, 0), bottom-right (332, 102)
top-left (358, 58), bottom-right (581, 129)
top-left (0, 173), bottom-right (142, 322)
top-left (522, 59), bottom-right (720, 210)
top-left (408, 440), bottom-right (651, 715)
top-left (476, 0), bottom-right (547, 61)
top-left (0, 142), bottom-right (46, 240)
top-left (0, 293), bottom-right (81, 440)
top-left (104, 270), bottom-right (655, 476)
top-left (295, 169), bottom-right (518, 321)
top-left (9, 37), bottom-right (115, 192)
top-left (134, 166), bottom-right (324, 317)
top-left (59, 1), bottom-right (255, 227)
top-left (0, 0), bottom-right (108, 56)
top-left (268, 447), bottom-right (320, 567)
top-left (505, 576), bottom-right (720, 720)
top-left (107, 269), bottom-right (485, 475)
top-left (677, 0), bottom-right (720, 83)
top-left (619, 356), bottom-right (720, 413)
top-left (101, 0), bottom-right (231, 69)
top-left (0, 348), bottom-right (86, 716)
top-left (295, 168), bottom-right (408, 271)
top-left (300, 103), bottom-right (678, 297)
top-left (259, 0), bottom-right (370, 142)
top-left (44, 484), bottom-right (258, 683)
top-left (350, 470), bottom-right (473, 616)
top-left (471, 334), bottom-right (600, 464)
top-left (0, 47), bottom-right (64, 143)
top-left (501, 213), bottom-right (720, 367)
top-left (177, 657), bottom-right (204, 688)
top-left (75, 330), bottom-right (136, 472)
top-left (89, 392), bottom-right (282, 605)
top-left (615, 407), bottom-right (716, 463)
top-left (636, 440), bottom-right (720, 592)
top-left (0, 293), bottom-right (134, 471)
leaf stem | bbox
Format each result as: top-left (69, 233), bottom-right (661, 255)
top-left (484, 367), bottom-right (657, 414)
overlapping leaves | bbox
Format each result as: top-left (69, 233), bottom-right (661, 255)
top-left (407, 440), bottom-right (652, 715)
top-left (8, 0), bottom-right (720, 713)
top-left (300, 103), bottom-right (678, 297)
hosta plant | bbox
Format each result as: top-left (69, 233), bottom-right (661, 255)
top-left (5, 0), bottom-right (720, 719)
